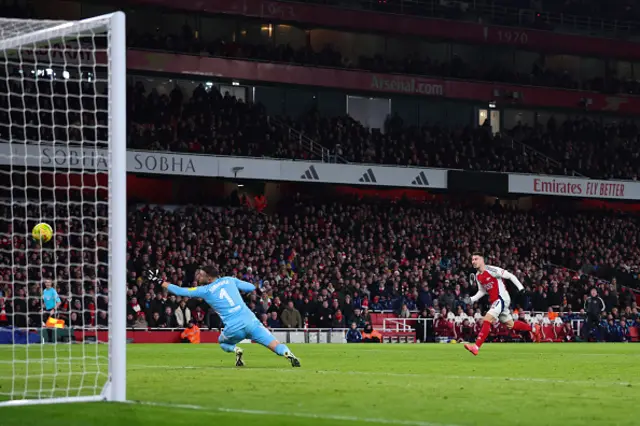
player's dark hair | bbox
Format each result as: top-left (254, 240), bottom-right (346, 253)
top-left (200, 265), bottom-right (219, 279)
top-left (471, 251), bottom-right (484, 258)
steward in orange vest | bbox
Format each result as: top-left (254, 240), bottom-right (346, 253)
top-left (361, 322), bottom-right (382, 343)
top-left (181, 320), bottom-right (200, 344)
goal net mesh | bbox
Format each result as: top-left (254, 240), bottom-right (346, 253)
top-left (0, 16), bottom-right (114, 403)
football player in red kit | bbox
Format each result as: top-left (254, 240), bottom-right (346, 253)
top-left (465, 252), bottom-right (542, 356)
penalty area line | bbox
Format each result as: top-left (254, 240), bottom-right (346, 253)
top-left (127, 400), bottom-right (461, 426)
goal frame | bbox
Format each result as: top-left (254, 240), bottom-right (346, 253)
top-left (0, 12), bottom-right (127, 406)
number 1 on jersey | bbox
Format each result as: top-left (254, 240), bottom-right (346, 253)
top-left (219, 288), bottom-right (235, 307)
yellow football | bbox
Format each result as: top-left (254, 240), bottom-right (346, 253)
top-left (32, 223), bottom-right (53, 243)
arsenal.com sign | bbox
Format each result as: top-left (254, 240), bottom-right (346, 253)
top-left (508, 175), bottom-right (640, 201)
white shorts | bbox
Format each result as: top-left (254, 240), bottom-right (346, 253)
top-left (487, 297), bottom-right (512, 323)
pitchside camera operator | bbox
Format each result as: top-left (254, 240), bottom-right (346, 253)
top-left (583, 288), bottom-right (605, 341)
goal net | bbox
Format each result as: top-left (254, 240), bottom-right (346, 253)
top-left (0, 13), bottom-right (126, 405)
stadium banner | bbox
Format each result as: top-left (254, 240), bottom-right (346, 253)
top-left (127, 51), bottom-right (640, 114)
top-left (127, 0), bottom-right (640, 60)
top-left (223, 157), bottom-right (447, 188)
top-left (508, 174), bottom-right (640, 200)
top-left (0, 144), bottom-right (448, 189)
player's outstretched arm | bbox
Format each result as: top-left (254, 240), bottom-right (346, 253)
top-left (147, 269), bottom-right (207, 297)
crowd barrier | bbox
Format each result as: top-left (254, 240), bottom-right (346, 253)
top-left (69, 328), bottom-right (415, 344)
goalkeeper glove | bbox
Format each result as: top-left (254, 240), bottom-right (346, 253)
top-left (147, 269), bottom-right (162, 285)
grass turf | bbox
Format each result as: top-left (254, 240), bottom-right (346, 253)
top-left (0, 343), bottom-right (638, 426)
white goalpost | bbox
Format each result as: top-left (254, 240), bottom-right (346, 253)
top-left (0, 12), bottom-right (126, 405)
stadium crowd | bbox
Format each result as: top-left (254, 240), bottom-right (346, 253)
top-left (128, 81), bottom-right (640, 180)
top-left (0, 194), bottom-right (638, 342)
top-left (122, 196), bottom-right (640, 343)
top-left (127, 197), bottom-right (639, 343)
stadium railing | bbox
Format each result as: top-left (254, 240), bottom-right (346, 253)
top-left (384, 315), bottom-right (586, 335)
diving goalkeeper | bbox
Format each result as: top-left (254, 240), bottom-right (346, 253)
top-left (147, 266), bottom-right (301, 367)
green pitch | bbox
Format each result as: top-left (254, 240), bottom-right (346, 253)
top-left (1, 343), bottom-right (638, 426)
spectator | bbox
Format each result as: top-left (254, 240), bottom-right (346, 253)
top-left (97, 311), bottom-right (109, 329)
top-left (151, 293), bottom-right (165, 315)
top-left (161, 307), bottom-right (177, 328)
top-left (350, 308), bottom-right (366, 328)
top-left (193, 306), bottom-right (206, 327)
top-left (175, 300), bottom-right (192, 328)
top-left (316, 300), bottom-right (333, 328)
top-left (126, 313), bottom-right (135, 328)
top-left (346, 322), bottom-right (362, 343)
top-left (267, 311), bottom-right (282, 329)
top-left (133, 312), bottom-right (148, 328)
top-left (128, 297), bottom-right (142, 318)
top-left (268, 297), bottom-right (283, 315)
top-left (149, 312), bottom-right (162, 328)
top-left (362, 307), bottom-right (372, 325)
top-left (331, 309), bottom-right (346, 328)
top-left (281, 301), bottom-right (303, 328)
top-left (398, 304), bottom-right (411, 319)
top-left (341, 295), bottom-right (354, 323)
top-left (70, 312), bottom-right (84, 328)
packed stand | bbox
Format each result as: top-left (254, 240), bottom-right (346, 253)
top-left (128, 79), bottom-right (640, 179)
top-left (119, 197), bottom-right (639, 337)
top-left (1, 196), bottom-right (638, 341)
top-left (126, 82), bottom-right (565, 175)
top-left (290, 112), bottom-right (563, 174)
top-left (128, 28), bottom-right (640, 96)
top-left (127, 81), bottom-right (313, 160)
top-left (510, 118), bottom-right (640, 180)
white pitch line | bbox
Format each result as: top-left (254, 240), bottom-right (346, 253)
top-left (127, 364), bottom-right (635, 387)
top-left (128, 400), bottom-right (461, 426)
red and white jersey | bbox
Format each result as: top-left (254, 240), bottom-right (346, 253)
top-left (471, 265), bottom-right (523, 304)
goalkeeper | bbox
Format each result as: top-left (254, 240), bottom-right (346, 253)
top-left (148, 266), bottom-right (301, 367)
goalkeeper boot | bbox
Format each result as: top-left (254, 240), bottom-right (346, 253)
top-left (235, 347), bottom-right (245, 367)
top-left (285, 352), bottom-right (301, 368)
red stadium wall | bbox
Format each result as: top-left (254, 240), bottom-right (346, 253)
top-left (75, 329), bottom-right (221, 343)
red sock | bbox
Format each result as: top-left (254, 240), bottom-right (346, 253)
top-left (475, 321), bottom-right (492, 348)
top-left (513, 321), bottom-right (532, 332)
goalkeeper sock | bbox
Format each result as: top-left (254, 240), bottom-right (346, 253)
top-left (475, 321), bottom-right (492, 348)
top-left (274, 343), bottom-right (291, 356)
top-left (220, 343), bottom-right (236, 353)
top-left (513, 321), bottom-right (532, 332)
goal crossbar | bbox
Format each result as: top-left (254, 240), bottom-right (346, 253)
top-left (0, 11), bottom-right (127, 407)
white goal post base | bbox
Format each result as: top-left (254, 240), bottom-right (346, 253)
top-left (0, 11), bottom-right (127, 407)
top-left (0, 395), bottom-right (104, 407)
